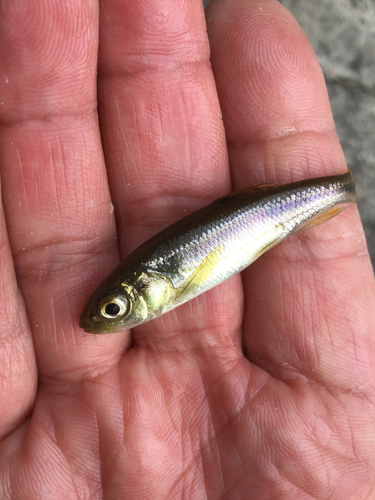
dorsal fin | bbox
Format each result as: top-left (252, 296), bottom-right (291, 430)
top-left (238, 181), bottom-right (280, 193)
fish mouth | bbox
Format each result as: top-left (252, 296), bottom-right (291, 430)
top-left (79, 312), bottom-right (127, 334)
top-left (80, 325), bottom-right (97, 334)
top-left (79, 310), bottom-right (103, 334)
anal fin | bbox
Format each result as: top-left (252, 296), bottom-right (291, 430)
top-left (292, 204), bottom-right (348, 234)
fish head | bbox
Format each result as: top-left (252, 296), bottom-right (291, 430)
top-left (79, 280), bottom-right (149, 334)
top-left (79, 269), bottom-right (175, 334)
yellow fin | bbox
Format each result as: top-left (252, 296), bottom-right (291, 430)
top-left (292, 204), bottom-right (348, 234)
top-left (176, 246), bottom-right (223, 299)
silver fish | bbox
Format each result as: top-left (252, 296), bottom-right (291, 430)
top-left (80, 170), bottom-right (357, 333)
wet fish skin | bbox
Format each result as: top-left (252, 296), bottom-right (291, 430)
top-left (79, 170), bottom-right (357, 333)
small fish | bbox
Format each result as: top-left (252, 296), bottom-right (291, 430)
top-left (80, 170), bottom-right (357, 333)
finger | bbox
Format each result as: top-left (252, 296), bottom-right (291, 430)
top-left (97, 0), bottom-right (243, 352)
top-left (0, 197), bottom-right (36, 437)
top-left (206, 0), bottom-right (375, 390)
top-left (0, 0), bottom-right (127, 385)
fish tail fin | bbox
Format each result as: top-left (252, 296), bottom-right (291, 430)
top-left (341, 169), bottom-right (357, 203)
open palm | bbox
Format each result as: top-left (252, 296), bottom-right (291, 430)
top-left (0, 0), bottom-right (374, 498)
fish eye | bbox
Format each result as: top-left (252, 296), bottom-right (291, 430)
top-left (105, 303), bottom-right (120, 316)
top-left (99, 295), bottom-right (129, 319)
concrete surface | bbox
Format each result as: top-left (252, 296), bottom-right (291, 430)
top-left (203, 0), bottom-right (375, 268)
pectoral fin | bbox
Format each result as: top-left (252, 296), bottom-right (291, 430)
top-left (176, 246), bottom-right (224, 300)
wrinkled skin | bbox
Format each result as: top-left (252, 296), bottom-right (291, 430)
top-left (0, 0), bottom-right (374, 498)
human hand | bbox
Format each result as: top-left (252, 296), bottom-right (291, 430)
top-left (0, 0), bottom-right (374, 498)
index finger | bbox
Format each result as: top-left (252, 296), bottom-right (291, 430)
top-left (0, 0), bottom-right (125, 384)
